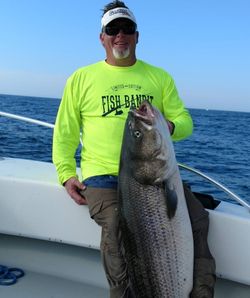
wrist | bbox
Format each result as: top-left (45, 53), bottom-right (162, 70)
top-left (63, 176), bottom-right (77, 187)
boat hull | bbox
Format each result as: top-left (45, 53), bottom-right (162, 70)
top-left (0, 158), bottom-right (250, 297)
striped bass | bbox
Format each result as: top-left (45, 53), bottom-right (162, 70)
top-left (118, 101), bottom-right (194, 297)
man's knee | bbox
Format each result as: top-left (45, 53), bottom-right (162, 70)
top-left (183, 183), bottom-right (209, 225)
top-left (183, 183), bottom-right (213, 259)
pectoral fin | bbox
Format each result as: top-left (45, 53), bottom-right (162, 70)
top-left (164, 182), bottom-right (178, 219)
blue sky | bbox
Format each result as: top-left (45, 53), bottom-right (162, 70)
top-left (0, 0), bottom-right (249, 112)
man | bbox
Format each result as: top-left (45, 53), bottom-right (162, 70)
top-left (53, 1), bottom-right (216, 297)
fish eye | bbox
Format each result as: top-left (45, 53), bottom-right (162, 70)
top-left (134, 130), bottom-right (141, 138)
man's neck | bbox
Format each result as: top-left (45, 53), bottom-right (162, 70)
top-left (105, 56), bottom-right (137, 67)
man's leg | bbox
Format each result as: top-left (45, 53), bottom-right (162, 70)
top-left (83, 187), bottom-right (133, 298)
top-left (183, 183), bottom-right (216, 298)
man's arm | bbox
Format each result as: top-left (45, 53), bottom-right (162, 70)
top-left (163, 76), bottom-right (193, 141)
top-left (52, 76), bottom-right (87, 205)
top-left (163, 75), bottom-right (193, 141)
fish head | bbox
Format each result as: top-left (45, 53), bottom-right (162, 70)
top-left (121, 100), bottom-right (176, 184)
top-left (127, 101), bottom-right (162, 157)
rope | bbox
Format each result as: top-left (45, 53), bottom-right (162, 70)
top-left (0, 265), bottom-right (25, 286)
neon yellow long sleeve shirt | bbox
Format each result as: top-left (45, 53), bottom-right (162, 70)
top-left (53, 60), bottom-right (193, 184)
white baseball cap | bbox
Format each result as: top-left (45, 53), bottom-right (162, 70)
top-left (101, 7), bottom-right (137, 28)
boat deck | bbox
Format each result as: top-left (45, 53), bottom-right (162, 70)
top-left (0, 270), bottom-right (109, 298)
top-left (1, 234), bottom-right (250, 298)
top-left (0, 234), bottom-right (109, 297)
top-left (1, 268), bottom-right (249, 298)
top-left (215, 279), bottom-right (250, 298)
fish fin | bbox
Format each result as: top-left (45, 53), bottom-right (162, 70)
top-left (164, 182), bottom-right (178, 219)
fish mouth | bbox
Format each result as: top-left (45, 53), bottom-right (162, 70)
top-left (130, 101), bottom-right (155, 124)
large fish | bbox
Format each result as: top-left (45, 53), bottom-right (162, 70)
top-left (118, 101), bottom-right (194, 297)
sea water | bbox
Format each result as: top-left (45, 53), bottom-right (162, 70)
top-left (0, 94), bottom-right (249, 204)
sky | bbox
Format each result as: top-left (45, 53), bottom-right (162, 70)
top-left (0, 0), bottom-right (249, 112)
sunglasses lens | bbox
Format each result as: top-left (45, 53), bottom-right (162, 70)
top-left (104, 24), bottom-right (136, 36)
top-left (105, 27), bottom-right (119, 36)
top-left (124, 25), bottom-right (136, 34)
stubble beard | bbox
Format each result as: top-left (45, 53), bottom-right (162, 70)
top-left (112, 47), bottom-right (130, 60)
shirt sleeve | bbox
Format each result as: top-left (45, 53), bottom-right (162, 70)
top-left (52, 75), bottom-right (81, 185)
top-left (162, 75), bottom-right (193, 141)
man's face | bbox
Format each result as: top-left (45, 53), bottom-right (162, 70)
top-left (100, 19), bottom-right (139, 64)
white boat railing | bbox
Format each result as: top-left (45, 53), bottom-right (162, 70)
top-left (178, 163), bottom-right (250, 212)
top-left (1, 110), bottom-right (250, 212)
top-left (0, 111), bottom-right (54, 129)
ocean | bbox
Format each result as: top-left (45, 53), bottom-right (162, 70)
top-left (0, 94), bottom-right (249, 205)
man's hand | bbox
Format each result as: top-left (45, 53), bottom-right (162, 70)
top-left (167, 120), bottom-right (175, 135)
top-left (64, 177), bottom-right (87, 205)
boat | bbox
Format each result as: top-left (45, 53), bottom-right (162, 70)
top-left (0, 111), bottom-right (250, 297)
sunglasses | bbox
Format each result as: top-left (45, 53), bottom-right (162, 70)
top-left (104, 24), bottom-right (137, 36)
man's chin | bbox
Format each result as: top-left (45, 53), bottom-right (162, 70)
top-left (112, 48), bottom-right (130, 60)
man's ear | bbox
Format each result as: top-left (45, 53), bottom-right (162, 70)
top-left (100, 33), bottom-right (105, 47)
top-left (136, 31), bottom-right (139, 44)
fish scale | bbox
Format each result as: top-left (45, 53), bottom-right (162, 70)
top-left (120, 176), bottom-right (188, 297)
